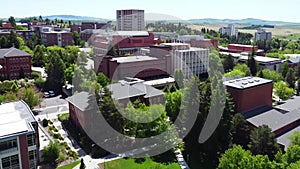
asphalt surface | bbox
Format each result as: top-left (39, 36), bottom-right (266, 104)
top-left (34, 95), bottom-right (68, 116)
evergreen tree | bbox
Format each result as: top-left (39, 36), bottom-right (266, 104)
top-left (45, 51), bottom-right (66, 93)
top-left (285, 68), bottom-right (296, 88)
top-left (248, 125), bottom-right (279, 159)
top-left (282, 62), bottom-right (289, 78)
top-left (247, 51), bottom-right (258, 76)
top-left (232, 113), bottom-right (250, 148)
top-left (8, 16), bottom-right (16, 27)
top-left (223, 54), bottom-right (235, 72)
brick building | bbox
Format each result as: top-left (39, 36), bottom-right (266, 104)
top-left (177, 35), bottom-right (218, 48)
top-left (41, 31), bottom-right (73, 47)
top-left (0, 100), bottom-right (39, 169)
top-left (71, 22), bottom-right (109, 33)
top-left (224, 77), bottom-right (273, 113)
top-left (0, 47), bottom-right (32, 80)
top-left (16, 30), bottom-right (35, 41)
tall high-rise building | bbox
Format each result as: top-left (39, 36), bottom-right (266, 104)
top-left (116, 9), bottom-right (145, 31)
top-left (254, 29), bottom-right (272, 42)
top-left (219, 24), bottom-right (238, 37)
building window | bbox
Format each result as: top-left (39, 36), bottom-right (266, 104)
top-left (1, 154), bottom-right (20, 169)
top-left (29, 150), bottom-right (37, 169)
top-left (0, 139), bottom-right (17, 152)
top-left (27, 134), bottom-right (36, 147)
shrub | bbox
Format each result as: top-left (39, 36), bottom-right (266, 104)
top-left (53, 133), bottom-right (63, 140)
top-left (58, 113), bottom-right (69, 122)
top-left (68, 150), bottom-right (78, 159)
top-left (42, 119), bottom-right (48, 127)
top-left (49, 125), bottom-right (58, 132)
top-left (43, 141), bottom-right (60, 163)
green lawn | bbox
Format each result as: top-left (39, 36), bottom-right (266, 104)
top-left (56, 160), bottom-right (80, 169)
top-left (99, 158), bottom-right (181, 169)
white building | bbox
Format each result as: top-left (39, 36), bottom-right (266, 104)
top-left (163, 43), bottom-right (209, 79)
top-left (219, 24), bottom-right (238, 37)
top-left (116, 9), bottom-right (145, 31)
top-left (254, 29), bottom-right (272, 42)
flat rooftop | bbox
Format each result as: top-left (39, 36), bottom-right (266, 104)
top-left (0, 101), bottom-right (36, 139)
top-left (239, 55), bottom-right (282, 63)
top-left (115, 31), bottom-right (149, 37)
top-left (111, 56), bottom-right (158, 63)
top-left (176, 47), bottom-right (209, 52)
top-left (229, 44), bottom-right (256, 48)
top-left (162, 43), bottom-right (190, 46)
top-left (224, 76), bottom-right (272, 89)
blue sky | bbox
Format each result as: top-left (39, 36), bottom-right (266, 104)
top-left (1, 0), bottom-right (300, 22)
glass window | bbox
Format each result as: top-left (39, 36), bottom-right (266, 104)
top-left (27, 134), bottom-right (36, 146)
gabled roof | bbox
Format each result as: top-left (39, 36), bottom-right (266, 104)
top-left (0, 47), bottom-right (31, 58)
top-left (107, 81), bottom-right (164, 100)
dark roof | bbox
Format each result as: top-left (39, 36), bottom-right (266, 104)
top-left (0, 47), bottom-right (31, 58)
top-left (275, 96), bottom-right (300, 112)
top-left (66, 92), bottom-right (97, 111)
top-left (243, 106), bottom-right (300, 132)
top-left (277, 125), bottom-right (300, 151)
top-left (107, 82), bottom-right (164, 100)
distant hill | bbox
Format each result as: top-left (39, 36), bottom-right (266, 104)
top-left (187, 18), bottom-right (300, 26)
top-left (42, 15), bottom-right (111, 21)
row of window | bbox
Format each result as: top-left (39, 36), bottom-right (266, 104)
top-left (1, 150), bottom-right (37, 169)
top-left (10, 65), bottom-right (30, 71)
top-left (9, 57), bottom-right (30, 63)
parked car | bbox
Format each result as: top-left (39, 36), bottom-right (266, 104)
top-left (43, 92), bottom-right (50, 98)
top-left (49, 90), bottom-right (55, 97)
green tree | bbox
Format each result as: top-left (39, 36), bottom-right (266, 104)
top-left (247, 55), bottom-right (258, 76)
top-left (174, 69), bottom-right (184, 88)
top-left (165, 89), bottom-right (182, 122)
top-left (274, 81), bottom-right (295, 100)
top-left (43, 141), bottom-right (60, 163)
top-left (218, 145), bottom-right (254, 169)
top-left (19, 87), bottom-right (40, 109)
top-left (32, 45), bottom-right (46, 67)
top-left (8, 16), bottom-right (16, 27)
top-left (282, 62), bottom-right (289, 78)
top-left (73, 65), bottom-right (84, 92)
top-left (224, 69), bottom-right (245, 77)
top-left (223, 54), bottom-right (235, 72)
top-left (285, 68), bottom-right (296, 88)
top-left (289, 131), bottom-right (300, 147)
top-left (248, 125), bottom-right (279, 159)
top-left (234, 64), bottom-right (251, 76)
top-left (288, 160), bottom-right (300, 169)
top-left (65, 64), bottom-right (76, 84)
top-left (45, 51), bottom-right (66, 93)
top-left (73, 31), bottom-right (83, 46)
top-left (257, 69), bottom-right (283, 82)
top-left (232, 113), bottom-right (250, 148)
top-left (285, 145), bottom-right (300, 164)
top-left (96, 72), bottom-right (110, 87)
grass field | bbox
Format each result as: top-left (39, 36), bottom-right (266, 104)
top-left (99, 158), bottom-right (181, 169)
top-left (188, 24), bottom-right (300, 37)
top-left (56, 160), bottom-right (80, 169)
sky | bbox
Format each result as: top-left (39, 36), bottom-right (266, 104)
top-left (1, 0), bottom-right (300, 22)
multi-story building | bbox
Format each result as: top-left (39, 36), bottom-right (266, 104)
top-left (93, 31), bottom-right (161, 56)
top-left (224, 76), bottom-right (273, 113)
top-left (116, 9), bottom-right (145, 31)
top-left (41, 30), bottom-right (73, 47)
top-left (163, 43), bottom-right (210, 79)
top-left (106, 55), bottom-right (169, 80)
top-left (254, 29), bottom-right (272, 42)
top-left (71, 22), bottom-right (109, 33)
top-left (16, 30), bottom-right (35, 41)
top-left (0, 47), bottom-right (32, 80)
top-left (238, 55), bottom-right (282, 73)
top-left (219, 24), bottom-right (238, 37)
top-left (0, 100), bottom-right (39, 169)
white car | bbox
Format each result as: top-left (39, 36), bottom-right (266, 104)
top-left (49, 91), bottom-right (55, 97)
